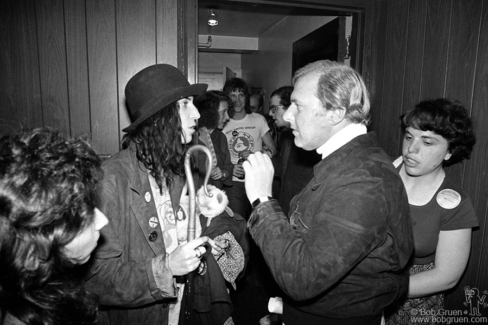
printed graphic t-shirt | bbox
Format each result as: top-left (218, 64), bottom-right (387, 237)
top-left (222, 113), bottom-right (270, 181)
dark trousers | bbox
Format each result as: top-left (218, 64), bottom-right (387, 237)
top-left (226, 181), bottom-right (280, 325)
top-left (226, 180), bottom-right (251, 220)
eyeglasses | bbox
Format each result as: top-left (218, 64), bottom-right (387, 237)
top-left (269, 105), bottom-right (284, 114)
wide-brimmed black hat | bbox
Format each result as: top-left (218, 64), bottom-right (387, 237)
top-left (123, 64), bottom-right (207, 132)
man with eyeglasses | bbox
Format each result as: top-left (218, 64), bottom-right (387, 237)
top-left (269, 86), bottom-right (321, 216)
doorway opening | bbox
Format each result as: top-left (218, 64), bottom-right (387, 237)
top-left (197, 0), bottom-right (364, 109)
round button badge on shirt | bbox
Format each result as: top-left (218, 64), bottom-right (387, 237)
top-left (149, 217), bottom-right (159, 228)
top-left (145, 192), bottom-right (152, 203)
top-left (148, 231), bottom-right (158, 242)
top-left (436, 189), bottom-right (461, 209)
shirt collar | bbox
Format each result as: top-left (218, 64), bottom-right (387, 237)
top-left (316, 123), bottom-right (367, 159)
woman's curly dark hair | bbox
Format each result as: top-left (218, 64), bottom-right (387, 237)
top-left (401, 98), bottom-right (476, 166)
top-left (0, 128), bottom-right (102, 325)
top-left (195, 91), bottom-right (231, 130)
top-left (122, 101), bottom-right (186, 192)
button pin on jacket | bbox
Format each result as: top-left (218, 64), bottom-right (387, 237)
top-left (145, 192), bottom-right (151, 202)
top-left (149, 217), bottom-right (158, 228)
top-left (149, 231), bottom-right (158, 242)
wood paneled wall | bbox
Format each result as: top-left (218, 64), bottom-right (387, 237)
top-left (1, 0), bottom-right (487, 320)
top-left (368, 0), bottom-right (488, 319)
top-left (0, 0), bottom-right (185, 155)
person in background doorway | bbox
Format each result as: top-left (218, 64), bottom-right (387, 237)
top-left (385, 98), bottom-right (478, 325)
top-left (222, 78), bottom-right (277, 325)
top-left (249, 87), bottom-right (265, 115)
top-left (0, 128), bottom-right (108, 325)
top-left (250, 87), bottom-right (279, 153)
top-left (193, 90), bottom-right (233, 191)
top-left (243, 60), bottom-right (414, 325)
top-left (269, 86), bottom-right (321, 215)
top-left (222, 78), bottom-right (276, 220)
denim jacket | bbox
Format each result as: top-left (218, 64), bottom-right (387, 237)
top-left (248, 132), bottom-right (414, 319)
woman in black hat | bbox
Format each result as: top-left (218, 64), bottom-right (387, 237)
top-left (84, 64), bottom-right (237, 325)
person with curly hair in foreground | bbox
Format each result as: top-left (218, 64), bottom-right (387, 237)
top-left (385, 99), bottom-right (478, 325)
top-left (0, 128), bottom-right (108, 325)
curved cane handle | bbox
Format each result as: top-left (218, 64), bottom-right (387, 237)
top-left (184, 144), bottom-right (213, 241)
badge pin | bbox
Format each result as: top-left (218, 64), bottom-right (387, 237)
top-left (436, 189), bottom-right (461, 209)
top-left (149, 217), bottom-right (159, 228)
top-left (148, 231), bottom-right (158, 242)
top-left (145, 192), bottom-right (151, 203)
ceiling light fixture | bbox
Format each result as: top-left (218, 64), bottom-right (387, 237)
top-left (208, 9), bottom-right (218, 27)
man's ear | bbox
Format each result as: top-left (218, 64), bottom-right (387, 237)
top-left (327, 108), bottom-right (346, 126)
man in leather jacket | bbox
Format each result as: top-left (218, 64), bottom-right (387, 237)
top-left (242, 60), bottom-right (414, 325)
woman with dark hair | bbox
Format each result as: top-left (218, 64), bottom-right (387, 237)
top-left (0, 128), bottom-right (108, 325)
top-left (84, 64), bottom-right (248, 325)
top-left (386, 98), bottom-right (478, 325)
top-left (193, 90), bottom-right (233, 190)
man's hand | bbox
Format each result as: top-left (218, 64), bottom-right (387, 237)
top-left (210, 167), bottom-right (222, 180)
top-left (211, 237), bottom-right (230, 259)
top-left (240, 149), bottom-right (252, 160)
top-left (242, 152), bottom-right (274, 204)
top-left (233, 164), bottom-right (245, 179)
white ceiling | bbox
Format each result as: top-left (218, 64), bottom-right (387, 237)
top-left (197, 1), bottom-right (348, 38)
top-left (198, 3), bottom-right (291, 38)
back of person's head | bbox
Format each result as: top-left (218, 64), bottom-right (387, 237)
top-left (292, 60), bottom-right (370, 125)
top-left (249, 87), bottom-right (265, 113)
top-left (401, 98), bottom-right (476, 166)
top-left (195, 91), bottom-right (230, 129)
top-left (0, 128), bottom-right (101, 325)
top-left (271, 86), bottom-right (294, 109)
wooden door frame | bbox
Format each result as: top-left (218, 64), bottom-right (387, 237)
top-left (176, 0), bottom-right (197, 82)
top-left (185, 0), bottom-right (371, 85)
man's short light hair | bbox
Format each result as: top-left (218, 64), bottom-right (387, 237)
top-left (292, 60), bottom-right (371, 125)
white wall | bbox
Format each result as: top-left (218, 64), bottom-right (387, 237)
top-left (198, 15), bottom-right (348, 101)
top-left (198, 35), bottom-right (258, 52)
top-left (242, 15), bottom-right (337, 113)
top-left (198, 52), bottom-right (242, 90)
